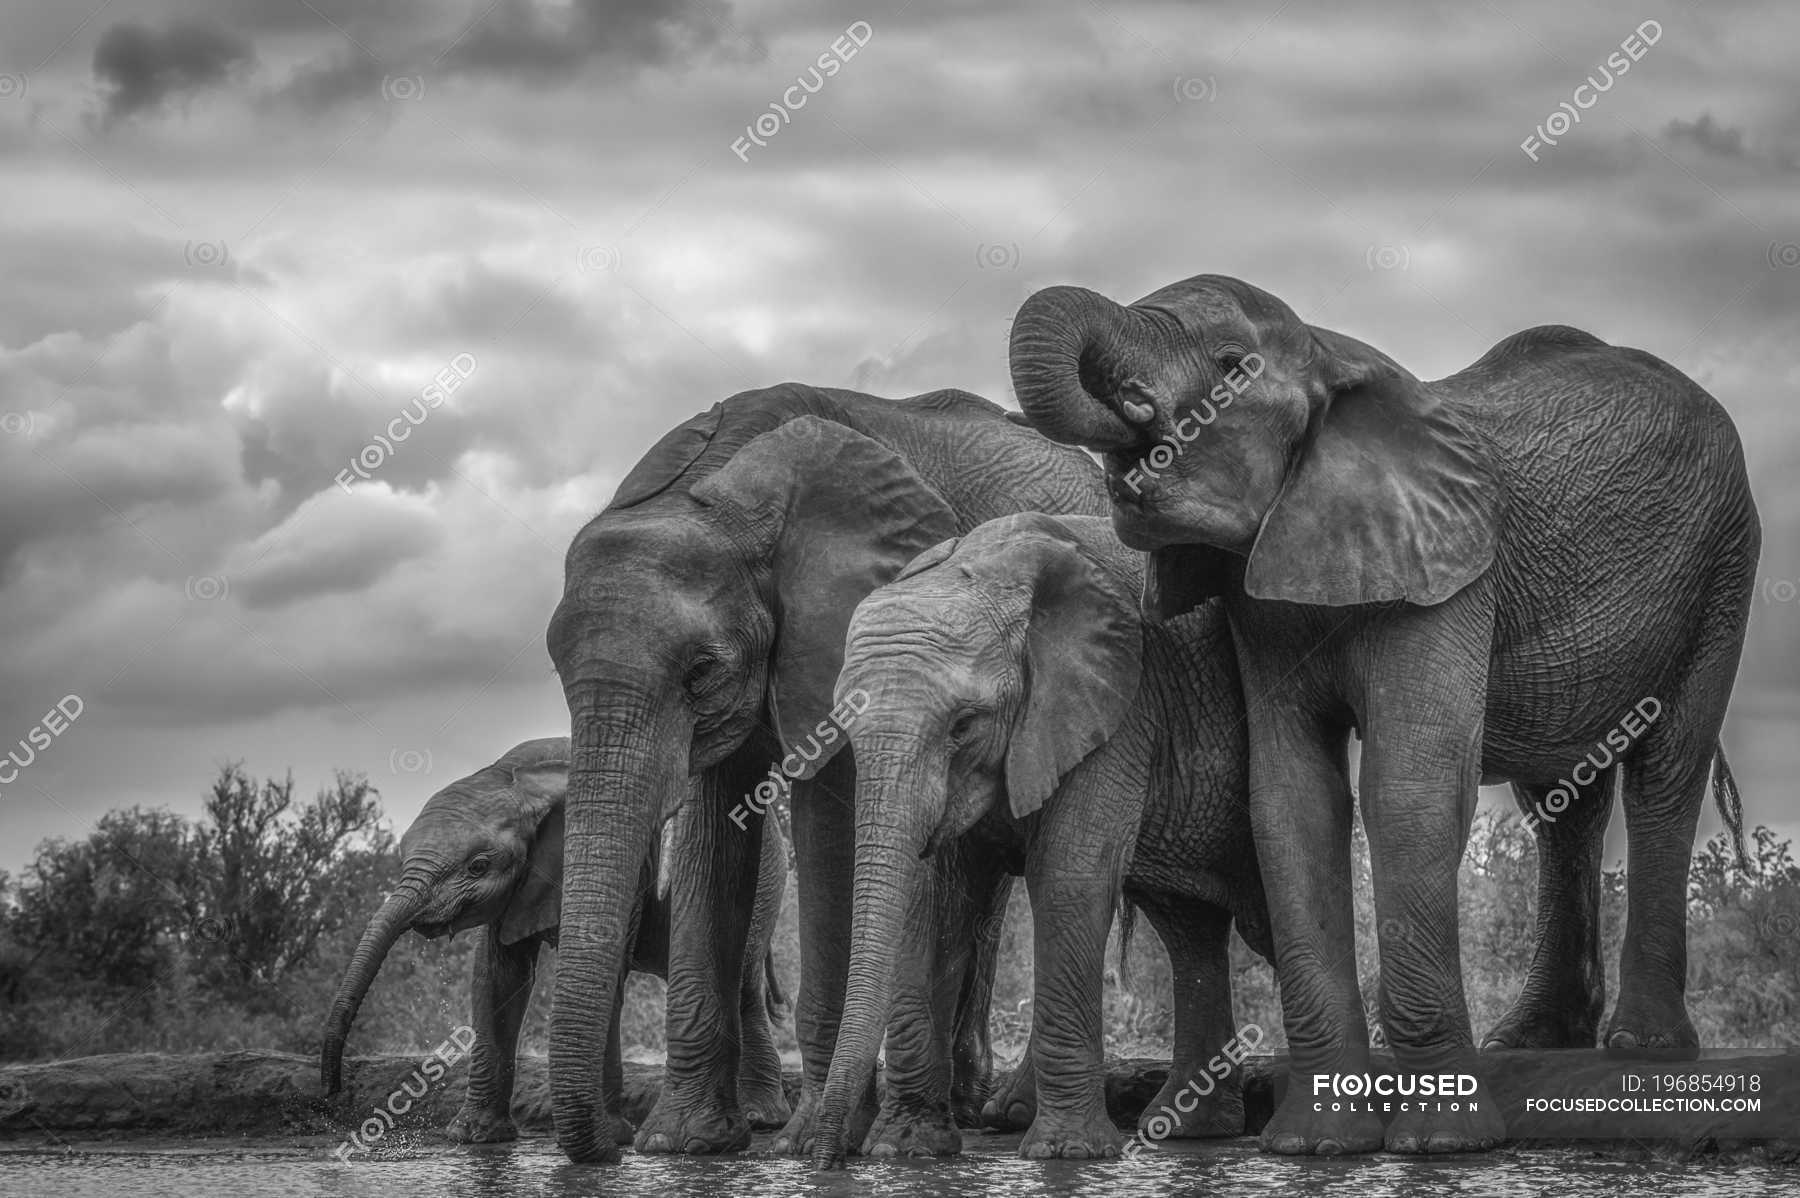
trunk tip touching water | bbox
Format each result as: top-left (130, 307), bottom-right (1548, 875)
top-left (319, 884), bottom-right (425, 1094)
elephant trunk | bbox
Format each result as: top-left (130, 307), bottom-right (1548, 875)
top-left (1009, 284), bottom-right (1152, 451)
top-left (320, 872), bottom-right (431, 1093)
top-left (812, 752), bottom-right (936, 1167)
top-left (550, 676), bottom-right (670, 1163)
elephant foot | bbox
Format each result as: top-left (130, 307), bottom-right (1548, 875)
top-left (738, 1077), bottom-right (793, 1131)
top-left (1603, 994), bottom-right (1699, 1060)
top-left (1138, 1073), bottom-right (1245, 1139)
top-left (862, 1097), bottom-right (962, 1159)
top-left (1020, 1109), bottom-right (1123, 1159)
top-left (980, 1058), bottom-right (1037, 1131)
top-left (771, 1084), bottom-right (878, 1157)
top-left (1482, 988), bottom-right (1601, 1052)
top-left (1258, 1088), bottom-right (1383, 1156)
top-left (1384, 1088), bottom-right (1505, 1154)
top-left (444, 1103), bottom-right (518, 1144)
top-left (633, 1088), bottom-right (749, 1155)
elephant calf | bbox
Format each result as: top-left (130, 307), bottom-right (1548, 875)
top-left (320, 737), bottom-right (791, 1144)
top-left (812, 513), bottom-right (1271, 1164)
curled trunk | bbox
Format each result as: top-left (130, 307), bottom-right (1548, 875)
top-left (320, 877), bottom-right (429, 1093)
top-left (1009, 284), bottom-right (1149, 451)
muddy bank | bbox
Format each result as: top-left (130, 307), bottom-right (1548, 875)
top-left (0, 1049), bottom-right (1795, 1161)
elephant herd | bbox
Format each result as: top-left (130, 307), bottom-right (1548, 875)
top-left (322, 272), bottom-right (1759, 1166)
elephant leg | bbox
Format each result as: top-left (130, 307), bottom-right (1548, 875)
top-left (1482, 773), bottom-right (1613, 1052)
top-left (1134, 898), bottom-right (1243, 1138)
top-left (949, 869), bottom-right (1008, 1127)
top-left (736, 815), bottom-right (792, 1130)
top-left (982, 1027), bottom-right (1038, 1131)
top-left (1245, 709), bottom-right (1380, 1156)
top-left (1605, 722), bottom-right (1716, 1059)
top-left (1016, 843), bottom-right (1124, 1160)
top-left (635, 750), bottom-right (762, 1155)
top-left (773, 754), bottom-right (878, 1154)
top-left (1358, 630), bottom-right (1505, 1154)
top-left (447, 929), bottom-right (535, 1144)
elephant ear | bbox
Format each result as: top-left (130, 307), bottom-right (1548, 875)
top-left (606, 403), bottom-right (724, 510)
top-left (1244, 326), bottom-right (1502, 607)
top-left (498, 799), bottom-right (564, 946)
top-left (690, 416), bottom-right (960, 748)
top-left (1006, 533), bottom-right (1143, 819)
top-left (1142, 543), bottom-right (1241, 622)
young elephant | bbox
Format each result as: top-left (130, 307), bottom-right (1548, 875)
top-left (812, 512), bottom-right (1270, 1165)
top-left (320, 738), bottom-right (792, 1144)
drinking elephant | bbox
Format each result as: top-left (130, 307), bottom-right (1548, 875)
top-left (542, 385), bottom-right (1109, 1162)
top-left (1009, 274), bottom-right (1758, 1155)
top-left (319, 737), bottom-right (791, 1144)
top-left (810, 512), bottom-right (1271, 1165)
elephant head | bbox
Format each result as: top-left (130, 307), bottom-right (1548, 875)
top-left (811, 512), bottom-right (1142, 1159)
top-left (1009, 276), bottom-right (1501, 613)
top-left (544, 405), bottom-right (957, 1161)
top-left (320, 738), bottom-right (568, 1093)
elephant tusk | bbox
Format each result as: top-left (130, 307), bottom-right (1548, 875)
top-left (1121, 398), bottom-right (1157, 424)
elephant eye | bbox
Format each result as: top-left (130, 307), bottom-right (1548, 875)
top-left (467, 858), bottom-right (491, 877)
top-left (683, 654), bottom-right (722, 696)
top-left (1214, 343), bottom-right (1248, 375)
top-left (948, 710), bottom-right (981, 742)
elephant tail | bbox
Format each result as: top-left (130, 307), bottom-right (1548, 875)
top-left (1712, 740), bottom-right (1751, 872)
top-left (763, 949), bottom-right (790, 1024)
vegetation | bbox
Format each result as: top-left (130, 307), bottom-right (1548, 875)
top-left (1, 767), bottom-right (1794, 1067)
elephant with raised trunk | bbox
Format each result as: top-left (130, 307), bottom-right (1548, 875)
top-left (1010, 275), bottom-right (1757, 1155)
top-left (320, 738), bottom-right (791, 1144)
top-left (811, 512), bottom-right (1271, 1166)
top-left (543, 385), bottom-right (1109, 1162)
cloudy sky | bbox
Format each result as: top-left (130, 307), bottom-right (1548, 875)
top-left (2, 0), bottom-right (1798, 871)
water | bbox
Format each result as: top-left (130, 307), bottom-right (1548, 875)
top-left (1, 1135), bottom-right (1790, 1198)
